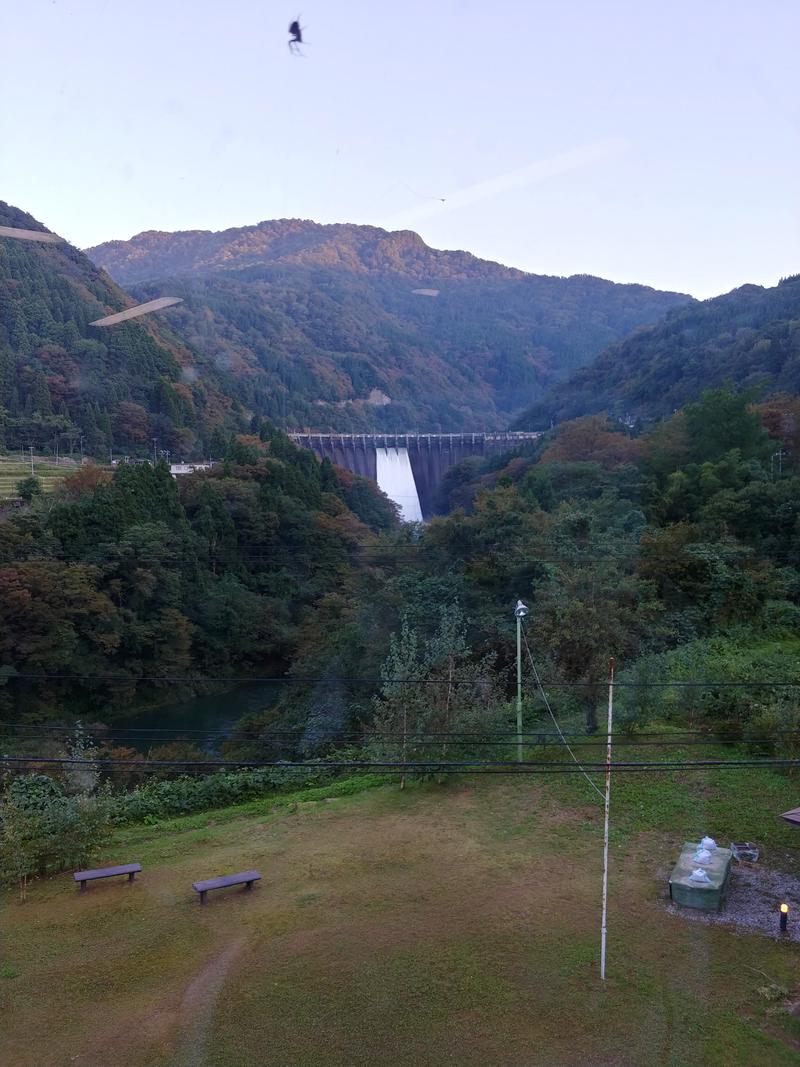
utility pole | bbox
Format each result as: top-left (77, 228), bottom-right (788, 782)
top-left (771, 450), bottom-right (787, 481)
top-left (29, 446), bottom-right (34, 476)
top-left (600, 656), bottom-right (615, 982)
top-left (514, 600), bottom-right (529, 762)
top-left (152, 438), bottom-right (158, 465)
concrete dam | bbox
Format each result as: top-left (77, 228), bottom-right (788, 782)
top-left (288, 433), bottom-right (542, 520)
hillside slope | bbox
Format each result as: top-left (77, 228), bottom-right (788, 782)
top-left (89, 221), bottom-right (691, 431)
top-left (5, 774), bottom-right (800, 1067)
top-left (0, 202), bottom-right (244, 459)
top-left (513, 275), bottom-right (800, 429)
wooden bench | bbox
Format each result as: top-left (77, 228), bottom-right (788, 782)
top-left (74, 863), bottom-right (141, 891)
top-left (192, 870), bottom-right (261, 906)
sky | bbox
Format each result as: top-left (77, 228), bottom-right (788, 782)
top-left (2, 0), bottom-right (799, 298)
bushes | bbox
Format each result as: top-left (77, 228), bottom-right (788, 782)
top-left (110, 764), bottom-right (330, 824)
top-left (0, 762), bottom-right (373, 893)
top-left (0, 775), bottom-right (113, 894)
top-left (0, 764), bottom-right (333, 890)
top-left (616, 631), bottom-right (800, 743)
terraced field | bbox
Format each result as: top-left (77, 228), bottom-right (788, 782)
top-left (0, 457), bottom-right (80, 498)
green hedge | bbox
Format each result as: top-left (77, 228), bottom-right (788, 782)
top-left (111, 765), bottom-right (331, 824)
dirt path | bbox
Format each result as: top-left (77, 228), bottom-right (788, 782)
top-left (6, 779), bottom-right (800, 1067)
top-left (175, 937), bottom-right (247, 1067)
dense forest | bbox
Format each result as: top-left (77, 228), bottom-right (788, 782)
top-left (255, 388), bottom-right (800, 748)
top-left (514, 275), bottom-right (800, 429)
top-left (89, 220), bottom-right (691, 431)
top-left (0, 422), bottom-right (397, 723)
top-left (0, 202), bottom-right (251, 460)
top-left (4, 389), bottom-right (798, 769)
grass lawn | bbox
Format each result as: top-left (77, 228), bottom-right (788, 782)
top-left (4, 762), bottom-right (800, 1066)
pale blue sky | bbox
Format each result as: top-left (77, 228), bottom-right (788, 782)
top-left (2, 0), bottom-right (798, 297)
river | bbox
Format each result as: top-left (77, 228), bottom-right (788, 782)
top-left (115, 681), bottom-right (286, 753)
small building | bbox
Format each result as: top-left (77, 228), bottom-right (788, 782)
top-left (780, 807), bottom-right (800, 827)
top-left (170, 462), bottom-right (215, 477)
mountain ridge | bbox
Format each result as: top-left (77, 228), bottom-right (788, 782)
top-left (512, 274), bottom-right (800, 429)
top-left (88, 219), bottom-right (692, 432)
top-left (0, 201), bottom-right (244, 459)
top-left (90, 220), bottom-right (532, 285)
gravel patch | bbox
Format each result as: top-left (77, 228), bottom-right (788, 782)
top-left (666, 863), bottom-right (800, 942)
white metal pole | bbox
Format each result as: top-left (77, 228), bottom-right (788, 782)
top-left (514, 601), bottom-right (528, 762)
top-left (600, 656), bottom-right (615, 982)
top-left (516, 612), bottom-right (523, 763)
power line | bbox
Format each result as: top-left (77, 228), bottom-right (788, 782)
top-left (2, 670), bottom-right (800, 687)
top-left (4, 721), bottom-right (800, 741)
top-left (0, 531), bottom-right (791, 552)
top-left (520, 625), bottom-right (604, 801)
top-left (3, 721), bottom-right (798, 737)
top-left (4, 737), bottom-right (798, 755)
top-left (2, 755), bottom-right (800, 771)
top-left (3, 727), bottom-right (797, 748)
top-left (2, 550), bottom-right (797, 567)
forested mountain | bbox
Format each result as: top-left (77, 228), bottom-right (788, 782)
top-left (0, 202), bottom-right (253, 460)
top-left (88, 220), bottom-right (691, 431)
top-left (513, 275), bottom-right (800, 429)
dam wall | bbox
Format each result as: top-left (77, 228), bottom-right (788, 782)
top-left (289, 432), bottom-right (542, 520)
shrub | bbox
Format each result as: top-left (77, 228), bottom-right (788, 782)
top-left (762, 599), bottom-right (800, 633)
top-left (0, 775), bottom-right (113, 895)
top-left (15, 476), bottom-right (42, 503)
top-left (111, 764), bottom-right (330, 824)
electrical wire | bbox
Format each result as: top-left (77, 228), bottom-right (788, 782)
top-left (2, 670), bottom-right (799, 687)
top-left (519, 626), bottom-right (605, 802)
top-left (2, 550), bottom-right (797, 567)
top-left (0, 722), bottom-right (777, 737)
top-left (2, 726), bottom-right (797, 748)
top-left (2, 755), bottom-right (800, 771)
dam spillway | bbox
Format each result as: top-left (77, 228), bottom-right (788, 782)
top-left (288, 432), bottom-right (542, 520)
top-left (374, 448), bottom-right (424, 522)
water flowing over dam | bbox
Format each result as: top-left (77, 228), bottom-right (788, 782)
top-left (288, 433), bottom-right (542, 520)
top-left (375, 448), bottom-right (424, 522)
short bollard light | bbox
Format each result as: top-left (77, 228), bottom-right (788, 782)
top-left (780, 903), bottom-right (789, 932)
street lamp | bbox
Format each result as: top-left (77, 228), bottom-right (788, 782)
top-left (514, 600), bottom-right (529, 762)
